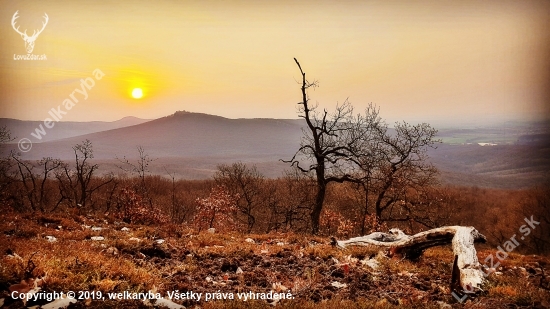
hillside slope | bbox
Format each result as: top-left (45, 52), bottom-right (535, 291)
top-left (16, 111), bottom-right (304, 160)
top-left (0, 116), bottom-right (150, 143)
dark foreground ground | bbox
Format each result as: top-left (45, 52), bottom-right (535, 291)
top-left (0, 212), bottom-right (549, 308)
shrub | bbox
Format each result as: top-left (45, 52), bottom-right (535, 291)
top-left (116, 187), bottom-right (168, 225)
top-left (319, 209), bottom-right (355, 237)
top-left (193, 185), bottom-right (241, 233)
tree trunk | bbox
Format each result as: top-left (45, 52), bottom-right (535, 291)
top-left (360, 183), bottom-right (369, 235)
top-left (311, 177), bottom-right (326, 235)
top-left (332, 226), bottom-right (487, 292)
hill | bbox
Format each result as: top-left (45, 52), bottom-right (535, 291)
top-left (0, 116), bottom-right (151, 143)
top-left (12, 111), bottom-right (303, 161)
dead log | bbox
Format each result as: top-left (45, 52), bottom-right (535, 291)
top-left (332, 226), bottom-right (487, 292)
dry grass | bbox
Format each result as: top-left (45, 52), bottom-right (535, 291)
top-left (0, 211), bottom-right (548, 308)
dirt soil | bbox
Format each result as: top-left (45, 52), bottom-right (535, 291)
top-left (0, 213), bottom-right (549, 308)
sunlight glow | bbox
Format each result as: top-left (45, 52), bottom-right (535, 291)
top-left (131, 88), bottom-right (143, 99)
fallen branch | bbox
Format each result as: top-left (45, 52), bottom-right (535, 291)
top-left (332, 226), bottom-right (487, 292)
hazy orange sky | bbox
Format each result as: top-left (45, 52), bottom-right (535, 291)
top-left (1, 0), bottom-right (549, 127)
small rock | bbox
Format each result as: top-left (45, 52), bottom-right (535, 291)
top-left (344, 255), bottom-right (358, 264)
top-left (276, 242), bottom-right (285, 246)
top-left (91, 226), bottom-right (103, 231)
top-left (90, 236), bottom-right (104, 241)
top-left (121, 227), bottom-right (130, 232)
top-left (105, 247), bottom-right (118, 255)
top-left (331, 281), bottom-right (347, 289)
top-left (207, 228), bottom-right (215, 234)
top-left (206, 276), bottom-right (213, 282)
top-left (437, 301), bottom-right (452, 309)
top-left (261, 249), bottom-right (269, 254)
top-left (486, 267), bottom-right (497, 275)
top-left (155, 239), bottom-right (165, 244)
top-left (245, 238), bottom-right (255, 243)
top-left (272, 282), bottom-right (287, 291)
top-left (268, 297), bottom-right (280, 307)
top-left (41, 293), bottom-right (77, 309)
top-left (45, 236), bottom-right (57, 243)
top-left (236, 267), bottom-right (243, 274)
top-left (361, 258), bottom-right (380, 270)
top-left (150, 297), bottom-right (184, 309)
top-left (129, 237), bottom-right (141, 242)
top-left (519, 267), bottom-right (527, 275)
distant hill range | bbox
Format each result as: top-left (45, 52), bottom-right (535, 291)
top-left (0, 116), bottom-right (150, 143)
top-left (517, 133), bottom-right (550, 146)
top-left (1, 111), bottom-right (548, 189)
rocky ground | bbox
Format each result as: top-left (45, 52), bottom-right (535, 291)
top-left (0, 212), bottom-right (549, 308)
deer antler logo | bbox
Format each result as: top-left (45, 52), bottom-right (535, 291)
top-left (11, 11), bottom-right (49, 53)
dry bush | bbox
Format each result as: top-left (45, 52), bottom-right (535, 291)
top-left (193, 185), bottom-right (241, 233)
top-left (319, 209), bottom-right (355, 238)
top-left (115, 187), bottom-right (169, 225)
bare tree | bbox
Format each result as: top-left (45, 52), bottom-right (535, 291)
top-left (284, 58), bottom-right (372, 234)
top-left (11, 156), bottom-right (61, 212)
top-left (261, 179), bottom-right (282, 233)
top-left (0, 126), bottom-right (15, 205)
top-left (285, 59), bottom-right (441, 234)
top-left (370, 121), bottom-right (440, 229)
top-left (164, 166), bottom-right (186, 223)
top-left (214, 162), bottom-right (264, 233)
top-left (56, 140), bottom-right (113, 212)
top-left (116, 146), bottom-right (155, 208)
top-left (278, 168), bottom-right (316, 232)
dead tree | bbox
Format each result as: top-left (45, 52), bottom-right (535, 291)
top-left (214, 162), bottom-right (264, 233)
top-left (11, 156), bottom-right (62, 212)
top-left (0, 127), bottom-right (16, 206)
top-left (370, 122), bottom-right (440, 228)
top-left (284, 58), bottom-right (371, 234)
top-left (333, 226), bottom-right (487, 292)
top-left (116, 146), bottom-right (155, 208)
top-left (353, 118), bottom-right (441, 233)
top-left (56, 140), bottom-right (113, 211)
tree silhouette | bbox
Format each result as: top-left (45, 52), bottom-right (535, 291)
top-left (284, 58), bottom-right (373, 234)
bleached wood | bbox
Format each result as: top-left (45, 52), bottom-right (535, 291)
top-left (334, 226), bottom-right (487, 291)
top-left (451, 226), bottom-right (486, 292)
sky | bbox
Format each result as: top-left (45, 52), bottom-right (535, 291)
top-left (0, 0), bottom-right (549, 127)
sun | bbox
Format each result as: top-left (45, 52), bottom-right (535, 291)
top-left (131, 88), bottom-right (143, 99)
